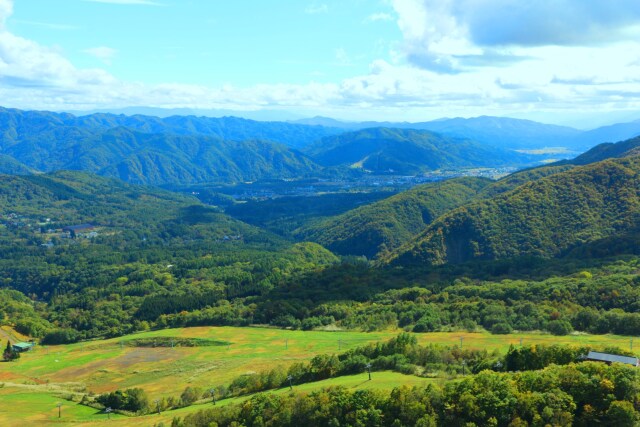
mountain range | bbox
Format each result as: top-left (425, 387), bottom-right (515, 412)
top-left (294, 115), bottom-right (640, 152)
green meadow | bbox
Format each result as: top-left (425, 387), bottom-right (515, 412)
top-left (0, 326), bottom-right (636, 426)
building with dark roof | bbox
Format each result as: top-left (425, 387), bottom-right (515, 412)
top-left (586, 351), bottom-right (639, 367)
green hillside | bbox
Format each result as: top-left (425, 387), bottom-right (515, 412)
top-left (295, 177), bottom-right (491, 259)
top-left (1, 126), bottom-right (320, 185)
top-left (389, 156), bottom-right (640, 266)
top-left (305, 128), bottom-right (535, 174)
top-left (0, 171), bottom-right (338, 341)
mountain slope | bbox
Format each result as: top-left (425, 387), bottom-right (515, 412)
top-left (567, 136), bottom-right (640, 166)
top-left (1, 126), bottom-right (321, 185)
top-left (389, 156), bottom-right (640, 266)
top-left (0, 107), bottom-right (342, 149)
top-left (296, 177), bottom-right (491, 259)
top-left (305, 128), bottom-right (534, 174)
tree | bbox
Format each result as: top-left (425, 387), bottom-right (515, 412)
top-left (2, 341), bottom-right (19, 362)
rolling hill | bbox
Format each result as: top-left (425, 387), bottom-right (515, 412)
top-left (388, 156), bottom-right (640, 266)
top-left (304, 128), bottom-right (535, 174)
top-left (295, 177), bottom-right (491, 259)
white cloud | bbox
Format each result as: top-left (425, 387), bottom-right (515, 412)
top-left (0, 0), bottom-right (12, 30)
top-left (82, 0), bottom-right (162, 5)
top-left (391, 0), bottom-right (640, 73)
top-left (83, 46), bottom-right (118, 65)
top-left (305, 3), bottom-right (328, 14)
top-left (1, 0), bottom-right (640, 124)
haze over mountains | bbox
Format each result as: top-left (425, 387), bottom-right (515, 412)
top-left (2, 107), bottom-right (640, 186)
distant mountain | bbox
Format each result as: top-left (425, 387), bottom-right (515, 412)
top-left (1, 126), bottom-right (320, 185)
top-left (295, 177), bottom-right (491, 259)
top-left (388, 155), bottom-right (640, 266)
top-left (294, 115), bottom-right (640, 153)
top-left (65, 107), bottom-right (306, 122)
top-left (0, 154), bottom-right (36, 175)
top-left (304, 127), bottom-right (536, 174)
top-left (294, 116), bottom-right (583, 151)
top-left (0, 107), bottom-right (343, 149)
top-left (575, 120), bottom-right (640, 149)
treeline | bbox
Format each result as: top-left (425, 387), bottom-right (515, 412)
top-left (176, 362), bottom-right (639, 427)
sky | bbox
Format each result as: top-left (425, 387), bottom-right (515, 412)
top-left (2, 0), bottom-right (640, 127)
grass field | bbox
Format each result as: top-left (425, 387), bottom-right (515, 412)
top-left (0, 326), bottom-right (636, 426)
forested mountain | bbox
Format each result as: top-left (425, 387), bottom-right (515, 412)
top-left (295, 177), bottom-right (491, 259)
top-left (0, 126), bottom-right (321, 185)
top-left (0, 154), bottom-right (35, 175)
top-left (0, 107), bottom-right (342, 149)
top-left (567, 136), bottom-right (640, 165)
top-left (389, 156), bottom-right (640, 266)
top-left (304, 128), bottom-right (534, 174)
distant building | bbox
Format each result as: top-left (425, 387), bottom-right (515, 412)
top-left (63, 224), bottom-right (95, 238)
top-left (586, 351), bottom-right (639, 367)
top-left (12, 342), bottom-right (35, 353)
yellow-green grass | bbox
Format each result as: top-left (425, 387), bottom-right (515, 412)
top-left (0, 326), bottom-right (636, 426)
top-left (0, 386), bottom-right (126, 426)
top-left (68, 371), bottom-right (434, 427)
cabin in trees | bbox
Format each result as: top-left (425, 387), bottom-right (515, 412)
top-left (63, 223), bottom-right (95, 238)
top-left (586, 351), bottom-right (639, 367)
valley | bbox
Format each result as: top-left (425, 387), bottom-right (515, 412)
top-left (0, 108), bottom-right (640, 426)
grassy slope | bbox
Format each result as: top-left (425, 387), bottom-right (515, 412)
top-left (0, 327), bottom-right (637, 425)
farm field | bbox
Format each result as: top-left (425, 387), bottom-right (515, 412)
top-left (0, 326), bottom-right (636, 426)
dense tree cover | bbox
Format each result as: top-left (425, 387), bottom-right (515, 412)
top-left (389, 157), bottom-right (640, 266)
top-left (225, 191), bottom-right (396, 238)
top-left (296, 178), bottom-right (491, 259)
top-left (175, 361), bottom-right (639, 427)
top-left (0, 171), bottom-right (338, 340)
top-left (250, 255), bottom-right (640, 336)
top-left (96, 388), bottom-right (149, 413)
top-left (304, 128), bottom-right (535, 174)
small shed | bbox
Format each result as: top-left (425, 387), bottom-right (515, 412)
top-left (586, 351), bottom-right (639, 367)
top-left (12, 342), bottom-right (35, 353)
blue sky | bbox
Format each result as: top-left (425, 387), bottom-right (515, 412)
top-left (2, 0), bottom-right (640, 126)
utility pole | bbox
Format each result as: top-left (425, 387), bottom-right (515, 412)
top-left (459, 336), bottom-right (464, 349)
top-left (338, 339), bottom-right (341, 351)
top-left (287, 375), bottom-right (293, 391)
top-left (520, 337), bottom-right (523, 347)
top-left (365, 363), bottom-right (372, 381)
top-left (155, 399), bottom-right (161, 414)
top-left (105, 407), bottom-right (112, 420)
top-left (210, 388), bottom-right (216, 405)
top-left (462, 360), bottom-right (466, 376)
top-left (285, 338), bottom-right (288, 350)
top-left (56, 402), bottom-right (62, 418)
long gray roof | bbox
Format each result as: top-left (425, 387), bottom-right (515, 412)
top-left (586, 351), bottom-right (639, 366)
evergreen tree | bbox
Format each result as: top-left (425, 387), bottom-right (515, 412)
top-left (3, 340), bottom-right (19, 361)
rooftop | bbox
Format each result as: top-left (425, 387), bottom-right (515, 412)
top-left (586, 351), bottom-right (639, 366)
